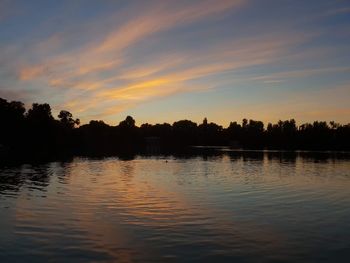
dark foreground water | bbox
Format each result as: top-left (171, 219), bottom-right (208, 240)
top-left (1, 150), bottom-right (350, 263)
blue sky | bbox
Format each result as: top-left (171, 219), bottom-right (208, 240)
top-left (0, 0), bottom-right (349, 125)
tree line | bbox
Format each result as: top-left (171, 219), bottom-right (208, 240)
top-left (1, 97), bottom-right (349, 161)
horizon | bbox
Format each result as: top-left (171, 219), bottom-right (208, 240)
top-left (3, 94), bottom-right (350, 128)
top-left (2, 95), bottom-right (350, 128)
top-left (1, 2), bottom-right (350, 261)
top-left (1, 0), bottom-right (350, 126)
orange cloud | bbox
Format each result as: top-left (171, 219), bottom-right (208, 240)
top-left (43, 31), bottom-right (313, 121)
top-left (18, 0), bottom-right (244, 83)
top-left (19, 65), bottom-right (48, 80)
top-left (94, 0), bottom-right (244, 55)
top-left (15, 1), bottom-right (331, 124)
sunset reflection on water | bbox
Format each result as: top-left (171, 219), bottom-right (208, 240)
top-left (1, 151), bottom-right (350, 262)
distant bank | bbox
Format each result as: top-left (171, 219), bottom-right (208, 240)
top-left (1, 97), bottom-right (349, 164)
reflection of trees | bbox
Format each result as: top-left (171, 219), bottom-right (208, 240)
top-left (266, 152), bottom-right (297, 163)
top-left (119, 161), bottom-right (135, 184)
top-left (26, 166), bottom-right (52, 189)
top-left (0, 164), bottom-right (53, 197)
top-left (0, 171), bottom-right (24, 194)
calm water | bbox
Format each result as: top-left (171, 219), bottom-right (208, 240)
top-left (1, 151), bottom-right (350, 262)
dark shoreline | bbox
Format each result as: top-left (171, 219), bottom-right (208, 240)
top-left (1, 147), bottom-right (350, 167)
top-left (1, 97), bottom-right (350, 167)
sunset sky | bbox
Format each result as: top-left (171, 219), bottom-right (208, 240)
top-left (0, 0), bottom-right (349, 126)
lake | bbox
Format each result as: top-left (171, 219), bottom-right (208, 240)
top-left (1, 150), bottom-right (350, 262)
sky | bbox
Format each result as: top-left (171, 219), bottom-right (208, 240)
top-left (0, 0), bottom-right (349, 126)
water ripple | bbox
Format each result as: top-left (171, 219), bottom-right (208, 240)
top-left (1, 152), bottom-right (350, 262)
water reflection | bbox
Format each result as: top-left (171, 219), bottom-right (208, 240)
top-left (0, 164), bottom-right (52, 198)
top-left (0, 151), bottom-right (350, 262)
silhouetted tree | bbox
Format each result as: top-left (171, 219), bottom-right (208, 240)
top-left (198, 118), bottom-right (223, 145)
top-left (203, 117), bottom-right (208, 126)
top-left (0, 98), bottom-right (26, 150)
top-left (26, 103), bottom-right (54, 124)
top-left (173, 120), bottom-right (198, 146)
top-left (226, 121), bottom-right (242, 144)
top-left (241, 119), bottom-right (264, 147)
top-left (1, 96), bottom-right (350, 163)
top-left (119, 116), bottom-right (136, 128)
top-left (58, 110), bottom-right (80, 129)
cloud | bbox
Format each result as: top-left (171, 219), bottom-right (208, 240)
top-left (2, 0), bottom-right (349, 124)
top-left (17, 0), bottom-right (244, 82)
top-left (0, 86), bottom-right (39, 104)
top-left (93, 0), bottom-right (244, 55)
top-left (10, 0), bottom-right (248, 119)
top-left (12, 1), bottom-right (246, 114)
top-left (19, 65), bottom-right (50, 80)
top-left (250, 67), bottom-right (350, 83)
top-left (37, 30), bottom-right (313, 122)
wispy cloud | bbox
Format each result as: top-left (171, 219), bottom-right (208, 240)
top-left (12, 1), bottom-right (251, 119)
top-left (250, 67), bottom-right (350, 83)
top-left (1, 0), bottom-right (349, 124)
top-left (18, 0), bottom-right (244, 82)
top-left (54, 31), bottom-right (313, 121)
